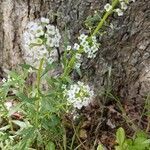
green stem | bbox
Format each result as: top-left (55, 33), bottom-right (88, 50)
top-left (1, 102), bottom-right (14, 132)
top-left (92, 0), bottom-right (119, 36)
top-left (108, 93), bottom-right (138, 131)
top-left (63, 127), bottom-right (67, 150)
top-left (61, 55), bottom-right (76, 79)
top-left (9, 117), bottom-right (14, 132)
top-left (71, 121), bottom-right (87, 150)
top-left (37, 58), bottom-right (44, 92)
top-left (35, 58), bottom-right (44, 127)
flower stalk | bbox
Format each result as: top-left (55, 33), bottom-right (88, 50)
top-left (35, 58), bottom-right (44, 127)
top-left (92, 0), bottom-right (119, 36)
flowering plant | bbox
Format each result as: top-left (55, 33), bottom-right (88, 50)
top-left (0, 0), bottom-right (136, 149)
top-left (23, 17), bottom-right (61, 68)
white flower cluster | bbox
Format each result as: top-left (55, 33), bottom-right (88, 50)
top-left (74, 53), bottom-right (82, 69)
top-left (66, 34), bottom-right (99, 69)
top-left (115, 0), bottom-right (128, 16)
top-left (104, 0), bottom-right (135, 16)
top-left (67, 34), bottom-right (99, 58)
top-left (104, 3), bottom-right (112, 12)
top-left (63, 81), bottom-right (94, 109)
top-left (2, 76), bottom-right (16, 83)
top-left (78, 34), bottom-right (99, 58)
top-left (22, 17), bottom-right (61, 68)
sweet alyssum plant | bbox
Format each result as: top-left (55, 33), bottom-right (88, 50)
top-left (0, 0), bottom-right (135, 149)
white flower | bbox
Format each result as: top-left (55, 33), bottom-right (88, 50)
top-left (54, 36), bottom-right (61, 47)
top-left (74, 34), bottom-right (99, 59)
top-left (32, 38), bottom-right (43, 45)
top-left (75, 53), bottom-right (81, 60)
top-left (104, 3), bottom-right (112, 12)
top-left (92, 36), bottom-right (97, 43)
top-left (74, 53), bottom-right (82, 69)
top-left (33, 26), bottom-right (43, 34)
top-left (110, 23), bottom-right (114, 29)
top-left (78, 34), bottom-right (88, 42)
top-left (35, 30), bottom-right (44, 37)
top-left (62, 84), bottom-right (67, 89)
top-left (41, 17), bottom-right (49, 24)
top-left (22, 18), bottom-right (61, 68)
top-left (46, 27), bottom-right (61, 47)
top-left (28, 67), bottom-right (33, 73)
top-left (64, 82), bottom-right (94, 109)
top-left (66, 45), bottom-right (71, 51)
top-left (80, 40), bottom-right (88, 47)
top-left (7, 76), bottom-right (11, 82)
top-left (129, 0), bottom-right (135, 2)
top-left (73, 43), bottom-right (80, 50)
top-left (74, 101), bottom-right (82, 109)
top-left (81, 35), bottom-right (99, 58)
top-left (4, 101), bottom-right (13, 110)
top-left (115, 8), bottom-right (124, 16)
top-left (75, 62), bottom-right (81, 69)
top-left (46, 25), bottom-right (55, 35)
top-left (2, 78), bottom-right (6, 83)
top-left (120, 2), bottom-right (128, 10)
top-left (46, 38), bottom-right (53, 47)
top-left (27, 22), bottom-right (38, 31)
top-left (47, 57), bottom-right (54, 64)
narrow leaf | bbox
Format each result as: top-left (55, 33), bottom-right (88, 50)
top-left (116, 127), bottom-right (125, 146)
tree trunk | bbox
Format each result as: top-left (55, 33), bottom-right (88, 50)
top-left (0, 0), bottom-right (150, 104)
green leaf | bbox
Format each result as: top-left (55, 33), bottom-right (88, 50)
top-left (45, 141), bottom-right (55, 150)
top-left (46, 77), bottom-right (60, 88)
top-left (0, 86), bottom-right (9, 100)
top-left (63, 76), bottom-right (72, 84)
top-left (15, 127), bottom-right (36, 150)
top-left (142, 139), bottom-right (150, 144)
top-left (36, 130), bottom-right (43, 147)
top-left (75, 67), bottom-right (82, 77)
top-left (20, 64), bottom-right (37, 70)
top-left (49, 114), bottom-right (61, 127)
top-left (12, 120), bottom-right (30, 129)
top-left (0, 125), bottom-right (11, 131)
top-left (41, 62), bottom-right (57, 77)
top-left (116, 127), bottom-right (126, 146)
top-left (41, 97), bottom-right (56, 113)
top-left (16, 92), bottom-right (36, 104)
top-left (115, 146), bottom-right (121, 150)
top-left (124, 0), bottom-right (129, 4)
top-left (133, 136), bottom-right (150, 150)
top-left (97, 144), bottom-right (104, 150)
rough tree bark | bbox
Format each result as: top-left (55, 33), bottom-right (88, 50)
top-left (0, 0), bottom-right (149, 105)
